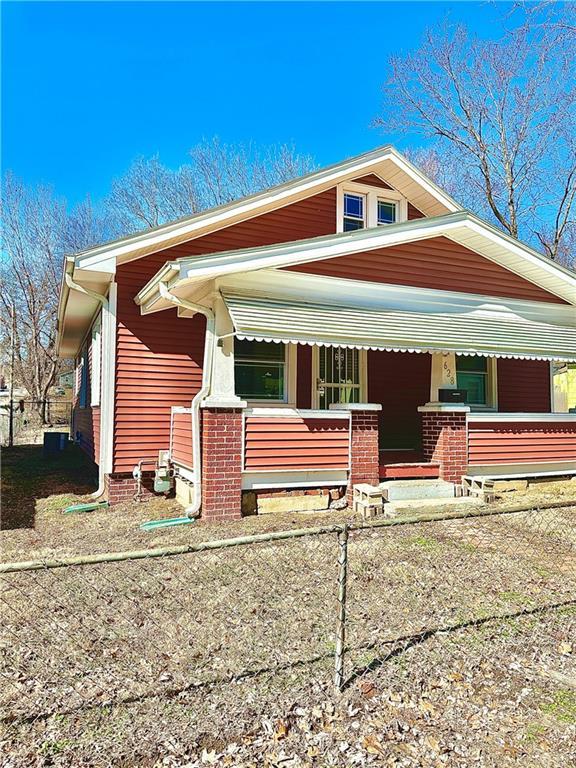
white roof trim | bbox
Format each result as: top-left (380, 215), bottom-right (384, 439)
top-left (73, 145), bottom-right (461, 271)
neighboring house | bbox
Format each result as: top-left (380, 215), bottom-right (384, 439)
top-left (56, 146), bottom-right (576, 519)
top-left (57, 370), bottom-right (75, 389)
top-left (553, 363), bottom-right (576, 412)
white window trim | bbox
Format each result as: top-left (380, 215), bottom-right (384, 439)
top-left (236, 342), bottom-right (297, 406)
top-left (337, 181), bottom-right (408, 233)
top-left (311, 346), bottom-right (367, 408)
top-left (90, 313), bottom-right (102, 407)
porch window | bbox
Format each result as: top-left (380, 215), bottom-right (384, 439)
top-left (317, 346), bottom-right (362, 408)
top-left (456, 355), bottom-right (490, 406)
top-left (343, 193), bottom-right (365, 231)
top-left (234, 339), bottom-right (286, 401)
top-left (377, 199), bottom-right (397, 225)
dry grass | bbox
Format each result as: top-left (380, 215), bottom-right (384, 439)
top-left (1, 445), bottom-right (575, 766)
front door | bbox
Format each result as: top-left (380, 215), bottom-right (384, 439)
top-left (314, 346), bottom-right (363, 408)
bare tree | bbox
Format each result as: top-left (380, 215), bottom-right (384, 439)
top-left (106, 155), bottom-right (202, 234)
top-left (189, 137), bottom-right (316, 208)
top-left (105, 140), bottom-right (316, 237)
top-left (375, 12), bottom-right (576, 267)
top-left (1, 174), bottom-right (67, 422)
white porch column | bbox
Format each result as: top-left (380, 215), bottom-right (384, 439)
top-left (429, 352), bottom-right (457, 404)
top-left (203, 293), bottom-right (245, 408)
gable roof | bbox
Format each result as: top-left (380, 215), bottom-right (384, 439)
top-left (73, 145), bottom-right (462, 272)
top-left (135, 211), bottom-right (576, 310)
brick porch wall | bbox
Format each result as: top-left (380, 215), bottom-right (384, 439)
top-left (419, 408), bottom-right (469, 483)
top-left (201, 406), bottom-right (244, 521)
top-left (346, 407), bottom-right (382, 503)
top-left (104, 471), bottom-right (156, 505)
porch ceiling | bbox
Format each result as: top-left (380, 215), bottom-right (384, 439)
top-left (221, 290), bottom-right (576, 362)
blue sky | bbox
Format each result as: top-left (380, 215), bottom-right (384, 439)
top-left (2, 1), bottom-right (509, 205)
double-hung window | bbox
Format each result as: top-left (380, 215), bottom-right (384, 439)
top-left (377, 199), bottom-right (397, 225)
top-left (339, 184), bottom-right (406, 231)
top-left (343, 193), bottom-right (366, 231)
top-left (456, 355), bottom-right (491, 406)
top-left (234, 339), bottom-right (287, 401)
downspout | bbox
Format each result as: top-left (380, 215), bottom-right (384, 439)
top-left (64, 265), bottom-right (112, 499)
top-left (157, 281), bottom-right (215, 518)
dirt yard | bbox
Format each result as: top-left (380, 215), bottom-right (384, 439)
top-left (2, 443), bottom-right (576, 561)
top-left (1, 445), bottom-right (575, 767)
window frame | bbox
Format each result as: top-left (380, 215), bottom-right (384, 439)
top-left (337, 181), bottom-right (408, 233)
top-left (234, 340), bottom-right (297, 405)
top-left (342, 192), bottom-right (367, 231)
top-left (455, 355), bottom-right (498, 410)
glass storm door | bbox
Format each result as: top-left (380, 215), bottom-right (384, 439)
top-left (316, 346), bottom-right (361, 408)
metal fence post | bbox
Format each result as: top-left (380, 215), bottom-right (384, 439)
top-left (334, 523), bottom-right (349, 692)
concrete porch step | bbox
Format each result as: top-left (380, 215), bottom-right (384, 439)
top-left (385, 496), bottom-right (484, 515)
top-left (379, 479), bottom-right (456, 502)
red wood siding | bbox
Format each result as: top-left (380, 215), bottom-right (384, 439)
top-left (368, 351), bottom-right (431, 451)
top-left (286, 236), bottom-right (566, 304)
top-left (468, 420), bottom-right (576, 465)
top-left (296, 346), bottom-right (313, 408)
top-left (74, 407), bottom-right (99, 463)
top-left (155, 189), bottom-right (337, 262)
top-left (113, 191), bottom-right (338, 474)
top-left (170, 408), bottom-right (193, 469)
top-left (408, 203), bottom-right (425, 219)
top-left (243, 415), bottom-right (350, 471)
top-left (114, 254), bottom-right (206, 473)
top-left (72, 331), bottom-right (100, 465)
top-left (497, 359), bottom-right (551, 412)
top-left (93, 406), bottom-right (100, 463)
top-left (351, 174), bottom-right (393, 189)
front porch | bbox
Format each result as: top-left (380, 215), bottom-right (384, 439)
top-left (171, 342), bottom-right (576, 517)
top-left (136, 260), bottom-right (576, 519)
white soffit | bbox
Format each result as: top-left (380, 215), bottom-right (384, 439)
top-left (222, 290), bottom-right (576, 362)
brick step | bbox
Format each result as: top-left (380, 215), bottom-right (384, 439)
top-left (379, 462), bottom-right (441, 480)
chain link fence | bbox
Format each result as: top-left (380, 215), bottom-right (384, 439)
top-left (0, 399), bottom-right (72, 446)
top-left (1, 502), bottom-right (575, 764)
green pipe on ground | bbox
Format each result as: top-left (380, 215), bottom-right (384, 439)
top-left (139, 516), bottom-right (196, 532)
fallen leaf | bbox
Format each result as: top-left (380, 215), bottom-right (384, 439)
top-left (362, 733), bottom-right (385, 755)
top-left (359, 680), bottom-right (377, 699)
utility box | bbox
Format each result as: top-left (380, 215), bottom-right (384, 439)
top-left (43, 431), bottom-right (68, 456)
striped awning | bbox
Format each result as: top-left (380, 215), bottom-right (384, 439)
top-left (222, 292), bottom-right (576, 361)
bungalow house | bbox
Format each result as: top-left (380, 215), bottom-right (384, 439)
top-left (57, 146), bottom-right (576, 520)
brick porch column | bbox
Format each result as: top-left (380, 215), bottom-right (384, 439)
top-left (418, 404), bottom-right (470, 484)
top-left (331, 403), bottom-right (382, 504)
top-left (200, 401), bottom-right (246, 522)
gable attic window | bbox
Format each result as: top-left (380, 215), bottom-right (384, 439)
top-left (338, 182), bottom-right (407, 232)
top-left (343, 193), bottom-right (365, 231)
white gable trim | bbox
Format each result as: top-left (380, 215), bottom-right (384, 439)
top-left (74, 146), bottom-right (461, 272)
